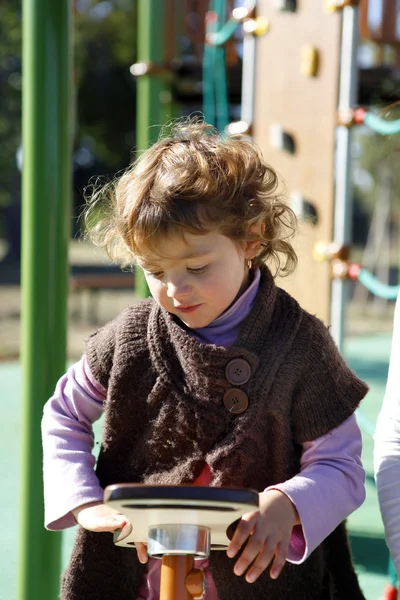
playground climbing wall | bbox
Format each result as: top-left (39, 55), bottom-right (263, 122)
top-left (253, 1), bottom-right (342, 324)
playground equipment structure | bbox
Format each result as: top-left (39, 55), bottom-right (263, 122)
top-left (105, 484), bottom-right (259, 600)
top-left (18, 1), bottom-right (400, 599)
top-left (203, 0), bottom-right (400, 345)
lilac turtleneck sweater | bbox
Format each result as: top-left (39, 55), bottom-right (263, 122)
top-left (42, 269), bottom-right (365, 600)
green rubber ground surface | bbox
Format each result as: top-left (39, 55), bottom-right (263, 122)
top-left (0, 332), bottom-right (395, 599)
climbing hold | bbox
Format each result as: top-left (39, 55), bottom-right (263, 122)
top-left (243, 16), bottom-right (270, 37)
top-left (313, 242), bottom-right (349, 262)
top-left (324, 0), bottom-right (359, 12)
top-left (290, 193), bottom-right (318, 224)
top-left (383, 586), bottom-right (398, 600)
top-left (300, 45), bottom-right (319, 77)
top-left (269, 123), bottom-right (296, 154)
top-left (274, 0), bottom-right (297, 11)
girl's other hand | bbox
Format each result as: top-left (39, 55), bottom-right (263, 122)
top-left (226, 489), bottom-right (299, 583)
top-left (72, 501), bottom-right (148, 563)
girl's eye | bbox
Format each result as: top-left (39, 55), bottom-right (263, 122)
top-left (147, 271), bottom-right (164, 279)
top-left (187, 265), bottom-right (208, 275)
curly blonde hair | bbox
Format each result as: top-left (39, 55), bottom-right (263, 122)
top-left (84, 117), bottom-right (298, 277)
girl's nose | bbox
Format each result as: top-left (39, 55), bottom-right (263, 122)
top-left (166, 278), bottom-right (191, 299)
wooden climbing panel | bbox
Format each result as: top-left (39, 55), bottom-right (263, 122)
top-left (253, 0), bottom-right (342, 324)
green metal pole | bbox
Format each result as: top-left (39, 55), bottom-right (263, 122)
top-left (18, 0), bottom-right (72, 598)
top-left (135, 0), bottom-right (170, 298)
top-left (136, 0), bottom-right (169, 149)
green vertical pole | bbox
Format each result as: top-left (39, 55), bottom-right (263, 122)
top-left (136, 0), bottom-right (169, 149)
top-left (135, 0), bottom-right (169, 298)
top-left (18, 0), bottom-right (72, 599)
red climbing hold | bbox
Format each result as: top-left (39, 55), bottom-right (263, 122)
top-left (383, 584), bottom-right (398, 600)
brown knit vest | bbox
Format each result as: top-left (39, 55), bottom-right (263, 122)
top-left (62, 266), bottom-right (368, 600)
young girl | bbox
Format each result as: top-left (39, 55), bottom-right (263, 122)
top-left (42, 118), bottom-right (368, 600)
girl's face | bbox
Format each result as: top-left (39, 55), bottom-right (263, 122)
top-left (139, 230), bottom-right (259, 329)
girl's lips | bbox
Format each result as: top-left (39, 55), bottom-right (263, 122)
top-left (175, 304), bottom-right (201, 314)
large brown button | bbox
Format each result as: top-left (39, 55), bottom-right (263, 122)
top-left (225, 358), bottom-right (251, 386)
top-left (223, 388), bottom-right (249, 414)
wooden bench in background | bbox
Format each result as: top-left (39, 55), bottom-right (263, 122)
top-left (69, 267), bottom-right (135, 323)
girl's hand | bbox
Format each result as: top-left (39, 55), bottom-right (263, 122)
top-left (227, 490), bottom-right (299, 582)
top-left (72, 501), bottom-right (148, 563)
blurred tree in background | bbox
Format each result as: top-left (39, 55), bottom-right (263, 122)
top-left (354, 109), bottom-right (400, 217)
top-left (0, 0), bottom-right (22, 215)
top-left (352, 105), bottom-right (400, 274)
top-left (0, 0), bottom-right (137, 248)
top-left (72, 0), bottom-right (137, 233)
top-left (74, 0), bottom-right (137, 171)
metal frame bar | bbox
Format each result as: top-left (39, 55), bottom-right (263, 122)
top-left (18, 0), bottom-right (72, 598)
top-left (331, 5), bottom-right (359, 349)
top-left (135, 0), bottom-right (169, 297)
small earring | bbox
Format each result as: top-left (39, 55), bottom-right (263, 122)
top-left (247, 258), bottom-right (253, 270)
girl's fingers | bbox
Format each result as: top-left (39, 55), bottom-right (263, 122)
top-left (245, 539), bottom-right (288, 583)
top-left (135, 542), bottom-right (149, 564)
top-left (227, 512), bottom-right (257, 559)
top-left (114, 521), bottom-right (132, 541)
top-left (75, 503), bottom-right (129, 532)
top-left (235, 535), bottom-right (277, 580)
top-left (270, 541), bottom-right (289, 579)
top-left (91, 514), bottom-right (128, 532)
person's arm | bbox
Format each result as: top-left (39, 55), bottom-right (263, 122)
top-left (42, 355), bottom-right (106, 530)
top-left (374, 296), bottom-right (400, 574)
top-left (267, 414), bottom-right (365, 563)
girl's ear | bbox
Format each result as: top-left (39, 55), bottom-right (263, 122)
top-left (244, 222), bottom-right (265, 258)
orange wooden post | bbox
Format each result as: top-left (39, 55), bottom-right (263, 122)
top-left (160, 555), bottom-right (205, 600)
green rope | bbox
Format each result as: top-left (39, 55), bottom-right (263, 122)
top-left (364, 112), bottom-right (400, 135)
top-left (203, 0), bottom-right (229, 131)
top-left (215, 37), bottom-right (229, 130)
top-left (357, 269), bottom-right (400, 300)
top-left (207, 19), bottom-right (239, 46)
top-left (388, 554), bottom-right (399, 587)
top-left (202, 42), bottom-right (216, 126)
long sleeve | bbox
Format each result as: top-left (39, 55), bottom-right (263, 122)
top-left (268, 414), bottom-right (365, 563)
top-left (374, 295), bottom-right (400, 574)
top-left (42, 356), bottom-right (106, 530)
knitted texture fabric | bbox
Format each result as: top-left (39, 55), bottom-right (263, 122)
top-left (62, 266), bottom-right (368, 600)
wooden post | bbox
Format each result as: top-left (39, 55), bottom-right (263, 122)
top-left (160, 555), bottom-right (205, 600)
